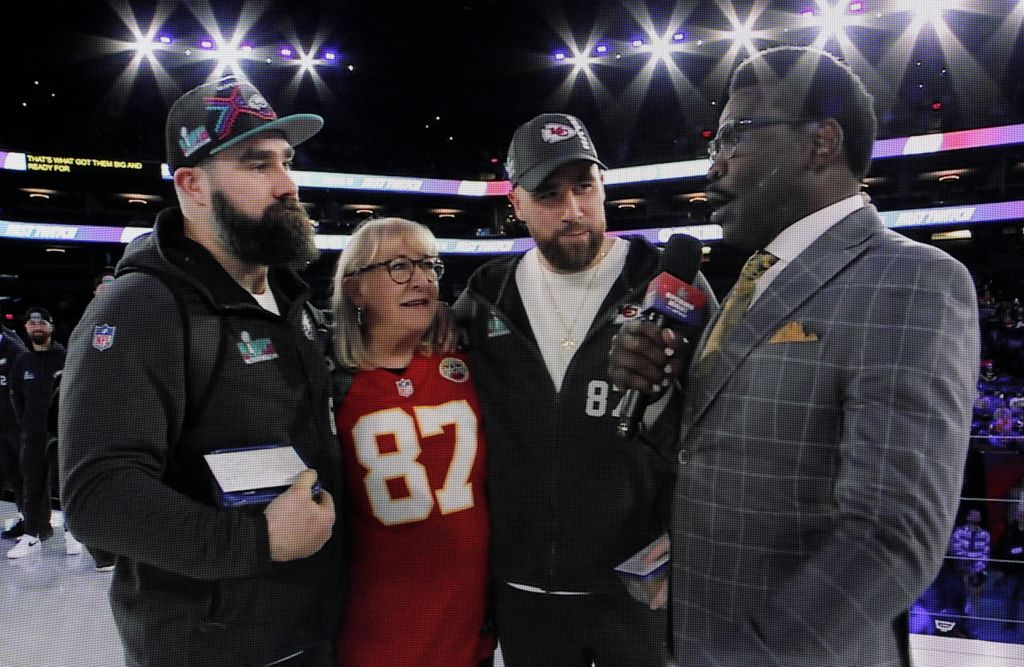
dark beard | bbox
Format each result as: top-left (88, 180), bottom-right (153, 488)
top-left (29, 332), bottom-right (49, 346)
top-left (536, 228), bottom-right (604, 272)
top-left (211, 191), bottom-right (319, 268)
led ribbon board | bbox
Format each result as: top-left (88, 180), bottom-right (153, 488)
top-left (8, 122), bottom-right (1024, 191)
top-left (4, 200), bottom-right (1024, 252)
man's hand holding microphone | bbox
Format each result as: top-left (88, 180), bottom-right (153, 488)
top-left (611, 234), bottom-right (706, 439)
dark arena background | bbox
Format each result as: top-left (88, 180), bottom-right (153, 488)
top-left (1, 1), bottom-right (1024, 665)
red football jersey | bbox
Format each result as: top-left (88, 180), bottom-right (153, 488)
top-left (335, 351), bottom-right (494, 667)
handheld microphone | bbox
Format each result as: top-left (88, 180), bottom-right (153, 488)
top-left (616, 234), bottom-right (706, 439)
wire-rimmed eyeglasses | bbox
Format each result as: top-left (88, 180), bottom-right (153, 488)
top-left (346, 256), bottom-right (445, 284)
top-left (707, 118), bottom-right (806, 162)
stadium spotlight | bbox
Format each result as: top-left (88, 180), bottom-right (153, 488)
top-left (157, 34), bottom-right (173, 45)
top-left (641, 29), bottom-right (688, 65)
top-left (595, 43), bottom-right (609, 55)
top-left (132, 36), bottom-right (157, 58)
top-left (811, 0), bottom-right (857, 40)
top-left (729, 20), bottom-right (757, 53)
top-left (297, 48), bottom-right (318, 75)
top-left (199, 39), bottom-right (215, 50)
top-left (902, 0), bottom-right (958, 24)
top-left (323, 50), bottom-right (337, 61)
top-left (553, 50), bottom-right (567, 61)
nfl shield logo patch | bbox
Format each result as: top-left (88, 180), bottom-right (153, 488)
top-left (92, 324), bottom-right (116, 351)
top-left (396, 378), bottom-right (414, 398)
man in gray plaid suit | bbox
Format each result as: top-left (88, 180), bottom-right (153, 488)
top-left (610, 46), bottom-right (979, 666)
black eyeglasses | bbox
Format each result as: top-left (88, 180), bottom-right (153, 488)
top-left (707, 117), bottom-right (808, 161)
top-left (346, 256), bottom-right (445, 284)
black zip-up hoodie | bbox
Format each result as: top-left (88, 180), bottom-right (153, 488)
top-left (59, 209), bottom-right (343, 667)
top-left (0, 327), bottom-right (28, 436)
top-left (454, 237), bottom-right (714, 593)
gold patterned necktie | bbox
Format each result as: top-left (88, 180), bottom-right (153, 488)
top-left (695, 250), bottom-right (779, 377)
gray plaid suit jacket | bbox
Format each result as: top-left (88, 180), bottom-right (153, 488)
top-left (670, 205), bottom-right (979, 666)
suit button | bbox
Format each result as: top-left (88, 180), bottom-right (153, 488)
top-left (677, 449), bottom-right (690, 465)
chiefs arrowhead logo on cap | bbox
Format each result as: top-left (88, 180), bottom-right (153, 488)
top-left (541, 123), bottom-right (576, 143)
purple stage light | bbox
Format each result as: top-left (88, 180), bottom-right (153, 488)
top-left (595, 44), bottom-right (609, 54)
top-left (324, 50), bottom-right (337, 61)
top-left (158, 35), bottom-right (172, 45)
top-left (672, 32), bottom-right (686, 41)
top-left (199, 39), bottom-right (215, 50)
top-left (553, 51), bottom-right (567, 61)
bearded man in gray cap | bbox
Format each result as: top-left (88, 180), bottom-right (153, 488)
top-left (59, 76), bottom-right (342, 667)
top-left (453, 113), bottom-right (714, 666)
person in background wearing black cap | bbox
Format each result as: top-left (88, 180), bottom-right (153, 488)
top-left (6, 307), bottom-right (68, 559)
top-left (0, 318), bottom-right (28, 540)
top-left (59, 76), bottom-right (341, 667)
top-left (453, 113), bottom-right (714, 666)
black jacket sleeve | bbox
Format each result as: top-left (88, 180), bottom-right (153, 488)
top-left (59, 273), bottom-right (272, 580)
top-left (9, 352), bottom-right (26, 425)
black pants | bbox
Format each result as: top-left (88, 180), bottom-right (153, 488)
top-left (0, 429), bottom-right (23, 509)
top-left (1004, 566), bottom-right (1024, 624)
top-left (20, 433), bottom-right (54, 538)
top-left (495, 583), bottom-right (668, 667)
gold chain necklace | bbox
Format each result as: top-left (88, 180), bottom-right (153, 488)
top-left (538, 250), bottom-right (607, 352)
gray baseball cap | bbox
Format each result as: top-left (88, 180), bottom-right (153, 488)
top-left (505, 113), bottom-right (607, 192)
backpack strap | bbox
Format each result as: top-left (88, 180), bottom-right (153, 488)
top-left (305, 301), bottom-right (354, 405)
top-left (120, 268), bottom-right (223, 428)
top-left (171, 286), bottom-right (223, 428)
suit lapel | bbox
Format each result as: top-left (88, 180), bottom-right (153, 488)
top-left (685, 206), bottom-right (885, 427)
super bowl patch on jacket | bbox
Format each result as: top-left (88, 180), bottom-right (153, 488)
top-left (237, 331), bottom-right (279, 364)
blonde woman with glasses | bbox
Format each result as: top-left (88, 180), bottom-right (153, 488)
top-left (332, 218), bottom-right (494, 667)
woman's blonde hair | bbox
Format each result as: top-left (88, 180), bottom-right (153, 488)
top-left (331, 217), bottom-right (440, 369)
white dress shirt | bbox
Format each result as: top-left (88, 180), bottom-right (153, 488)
top-left (750, 193), bottom-right (867, 307)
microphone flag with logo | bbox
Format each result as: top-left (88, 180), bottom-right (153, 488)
top-left (616, 234), bottom-right (706, 439)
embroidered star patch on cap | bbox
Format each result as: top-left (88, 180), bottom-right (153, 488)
top-left (165, 75), bottom-right (323, 172)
